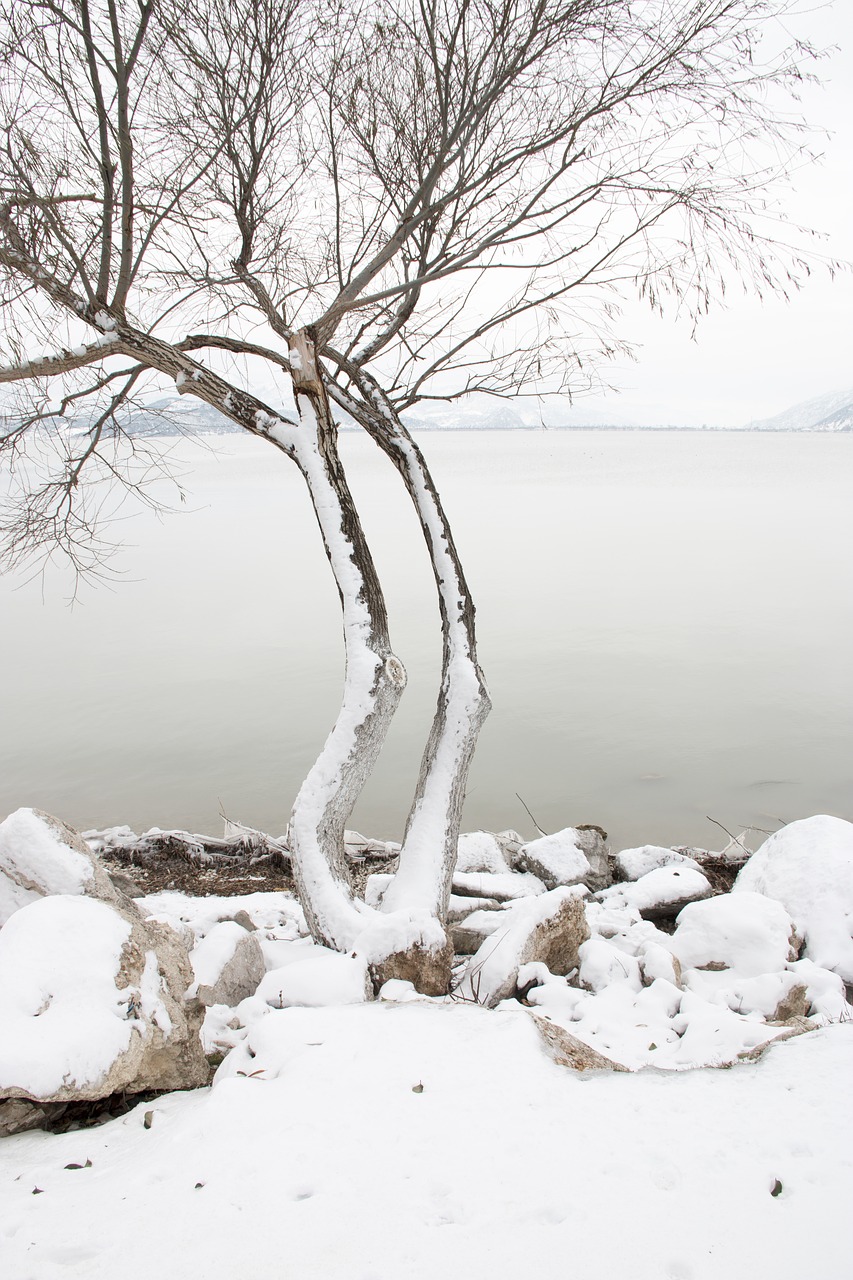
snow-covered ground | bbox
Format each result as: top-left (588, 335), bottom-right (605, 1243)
top-left (1, 1005), bottom-right (850, 1280)
top-left (3, 811), bottom-right (853, 1278)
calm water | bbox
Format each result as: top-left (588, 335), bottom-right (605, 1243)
top-left (1, 429), bottom-right (851, 853)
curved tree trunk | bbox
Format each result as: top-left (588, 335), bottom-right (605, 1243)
top-left (328, 376), bottom-right (491, 926)
top-left (271, 331), bottom-right (409, 952)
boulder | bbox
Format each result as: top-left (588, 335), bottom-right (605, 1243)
top-left (734, 815), bottom-right (853, 983)
top-left (190, 921), bottom-right (266, 1007)
top-left (456, 888), bottom-right (589, 1007)
top-left (455, 831), bottom-right (511, 875)
top-left (597, 865), bottom-right (713, 921)
top-left (669, 892), bottom-right (800, 978)
top-left (613, 844), bottom-right (702, 882)
top-left (0, 807), bottom-right (130, 925)
top-left (0, 894), bottom-right (207, 1106)
top-left (451, 908), bottom-right (508, 955)
top-left (447, 894), bottom-right (503, 923)
top-left (514, 828), bottom-right (589, 889)
top-left (451, 870), bottom-right (545, 901)
top-left (514, 826), bottom-right (613, 893)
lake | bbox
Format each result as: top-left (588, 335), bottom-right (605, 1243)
top-left (1, 428), bottom-right (851, 855)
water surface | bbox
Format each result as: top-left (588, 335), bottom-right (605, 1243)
top-left (1, 429), bottom-right (850, 853)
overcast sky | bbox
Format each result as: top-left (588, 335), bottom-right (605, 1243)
top-left (570, 2), bottom-right (853, 428)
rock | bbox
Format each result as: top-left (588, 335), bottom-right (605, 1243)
top-left (640, 943), bottom-right (683, 989)
top-left (364, 873), bottom-right (394, 909)
top-left (108, 870), bottom-right (145, 898)
top-left (669, 892), bottom-right (801, 978)
top-left (514, 826), bottom-right (613, 893)
top-left (451, 871), bottom-right (545, 902)
top-left (613, 844), bottom-right (702, 882)
top-left (734, 815), bottom-right (853, 983)
top-left (451, 909), bottom-right (508, 955)
top-left (578, 937), bottom-right (643, 993)
top-left (574, 825), bottom-right (614, 892)
top-left (369, 937), bottom-right (454, 997)
top-left (230, 909), bottom-right (256, 932)
top-left (191, 922), bottom-right (266, 1007)
top-left (597, 865), bottom-right (713, 921)
top-left (456, 888), bottom-right (589, 1007)
top-left (257, 949), bottom-right (374, 1006)
top-left (771, 982), bottom-right (810, 1023)
top-left (0, 1098), bottom-right (50, 1137)
top-left (455, 831), bottom-right (511, 874)
top-left (447, 894), bottom-right (503, 923)
top-left (0, 894), bottom-right (207, 1105)
top-left (0, 807), bottom-right (131, 925)
top-left (530, 1014), bottom-right (628, 1072)
top-left (514, 828), bottom-right (590, 889)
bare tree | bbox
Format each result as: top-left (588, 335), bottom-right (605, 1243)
top-left (0, 0), bottom-right (825, 990)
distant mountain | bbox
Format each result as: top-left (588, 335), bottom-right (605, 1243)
top-left (121, 396), bottom-right (240, 436)
top-left (743, 387), bottom-right (853, 433)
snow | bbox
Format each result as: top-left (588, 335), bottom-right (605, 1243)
top-left (598, 864), bottom-right (712, 913)
top-left (614, 844), bottom-right (702, 880)
top-left (451, 870), bottom-right (545, 900)
top-left (455, 830), bottom-right (510, 874)
top-left (734, 815), bottom-right (853, 982)
top-left (517, 827), bottom-right (591, 884)
top-left (0, 896), bottom-right (132, 1097)
top-left (667, 892), bottom-right (799, 977)
top-left (255, 950), bottom-right (370, 1008)
top-left (189, 922), bottom-right (248, 993)
top-left (0, 807), bottom-right (95, 925)
top-left (1, 1004), bottom-right (851, 1279)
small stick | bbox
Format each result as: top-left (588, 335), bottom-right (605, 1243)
top-left (516, 793), bottom-right (548, 837)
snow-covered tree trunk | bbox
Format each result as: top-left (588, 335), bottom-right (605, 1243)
top-left (274, 331), bottom-right (409, 952)
top-left (328, 380), bottom-right (491, 934)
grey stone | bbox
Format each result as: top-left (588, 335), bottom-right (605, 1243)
top-left (196, 931), bottom-right (266, 1007)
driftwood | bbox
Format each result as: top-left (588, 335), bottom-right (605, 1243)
top-left (84, 820), bottom-right (292, 875)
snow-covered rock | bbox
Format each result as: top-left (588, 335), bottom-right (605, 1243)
top-left (451, 870), bottom-right (545, 901)
top-left (0, 807), bottom-right (128, 925)
top-left (190, 921), bottom-right (266, 1007)
top-left (256, 950), bottom-right (372, 1008)
top-left (669, 892), bottom-right (799, 977)
top-left (514, 827), bottom-right (595, 890)
top-left (614, 844), bottom-right (702, 881)
top-left (450, 908), bottom-right (508, 954)
top-left (447, 893), bottom-right (503, 922)
top-left (0, 895), bottom-right (207, 1104)
top-left (455, 831), bottom-right (511, 874)
top-left (456, 887), bottom-right (589, 1007)
top-left (578, 937), bottom-right (643, 993)
top-left (598, 865), bottom-right (712, 919)
top-left (734, 815), bottom-right (853, 982)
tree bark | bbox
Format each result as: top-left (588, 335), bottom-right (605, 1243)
top-left (330, 381), bottom-right (491, 924)
top-left (280, 330), bottom-right (409, 952)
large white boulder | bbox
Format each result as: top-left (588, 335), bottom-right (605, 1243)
top-left (0, 807), bottom-right (127, 925)
top-left (668, 892), bottom-right (799, 978)
top-left (734, 815), bottom-right (853, 983)
top-left (0, 895), bottom-right (207, 1104)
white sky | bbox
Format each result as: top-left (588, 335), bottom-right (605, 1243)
top-left (571, 2), bottom-right (853, 427)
